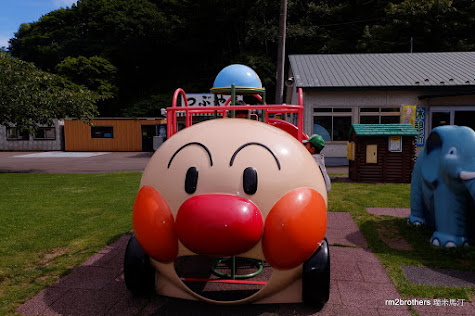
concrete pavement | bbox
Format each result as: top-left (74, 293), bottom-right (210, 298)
top-left (18, 212), bottom-right (416, 316)
top-left (0, 151), bottom-right (348, 174)
top-left (0, 151), bottom-right (153, 173)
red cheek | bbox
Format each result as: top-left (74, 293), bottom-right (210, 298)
top-left (132, 185), bottom-right (178, 263)
top-left (262, 188), bottom-right (327, 270)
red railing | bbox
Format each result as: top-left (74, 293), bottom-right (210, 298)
top-left (167, 88), bottom-right (305, 141)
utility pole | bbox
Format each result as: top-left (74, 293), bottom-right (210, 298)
top-left (275, 0), bottom-right (287, 104)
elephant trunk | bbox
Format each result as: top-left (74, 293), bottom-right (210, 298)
top-left (460, 166), bottom-right (475, 200)
top-left (460, 171), bottom-right (475, 181)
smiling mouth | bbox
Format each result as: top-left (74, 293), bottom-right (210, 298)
top-left (174, 255), bottom-right (272, 302)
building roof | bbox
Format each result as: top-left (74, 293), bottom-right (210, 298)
top-left (349, 124), bottom-right (419, 137)
top-left (289, 52), bottom-right (475, 89)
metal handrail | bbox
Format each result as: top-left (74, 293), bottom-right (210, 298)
top-left (167, 88), bottom-right (305, 141)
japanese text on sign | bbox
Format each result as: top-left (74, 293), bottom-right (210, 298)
top-left (181, 93), bottom-right (242, 107)
top-left (415, 107), bottom-right (426, 146)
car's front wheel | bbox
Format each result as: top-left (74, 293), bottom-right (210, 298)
top-left (302, 237), bottom-right (330, 307)
top-left (124, 234), bottom-right (155, 296)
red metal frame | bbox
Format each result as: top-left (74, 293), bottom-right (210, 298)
top-left (167, 88), bottom-right (304, 142)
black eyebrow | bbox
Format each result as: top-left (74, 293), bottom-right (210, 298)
top-left (168, 142), bottom-right (213, 168)
top-left (229, 142), bottom-right (281, 170)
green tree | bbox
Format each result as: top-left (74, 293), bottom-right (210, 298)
top-left (121, 94), bottom-right (169, 117)
top-left (358, 0), bottom-right (469, 52)
top-left (9, 0), bottom-right (172, 112)
top-left (56, 55), bottom-right (118, 116)
top-left (7, 0), bottom-right (474, 114)
top-left (0, 51), bottom-right (98, 132)
top-left (56, 56), bottom-right (118, 98)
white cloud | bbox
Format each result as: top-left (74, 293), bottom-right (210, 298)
top-left (53, 0), bottom-right (78, 8)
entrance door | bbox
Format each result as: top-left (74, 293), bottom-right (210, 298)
top-left (141, 125), bottom-right (156, 152)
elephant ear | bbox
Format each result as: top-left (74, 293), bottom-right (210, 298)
top-left (421, 130), bottom-right (442, 186)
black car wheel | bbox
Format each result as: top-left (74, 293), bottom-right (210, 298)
top-left (124, 234), bottom-right (155, 296)
top-left (302, 238), bottom-right (330, 307)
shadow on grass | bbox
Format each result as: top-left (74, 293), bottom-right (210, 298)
top-left (359, 217), bottom-right (475, 271)
top-left (357, 216), bottom-right (475, 300)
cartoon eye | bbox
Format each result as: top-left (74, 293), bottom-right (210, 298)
top-left (243, 167), bottom-right (258, 195)
top-left (185, 167), bottom-right (198, 194)
top-left (448, 147), bottom-right (457, 155)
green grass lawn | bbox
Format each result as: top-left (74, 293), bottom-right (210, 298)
top-left (0, 173), bottom-right (473, 315)
top-left (329, 180), bottom-right (475, 303)
top-left (0, 172), bottom-right (141, 315)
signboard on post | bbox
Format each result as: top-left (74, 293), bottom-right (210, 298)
top-left (388, 136), bottom-right (402, 152)
top-left (401, 105), bottom-right (416, 126)
top-left (415, 107), bottom-right (426, 146)
top-left (401, 105), bottom-right (425, 147)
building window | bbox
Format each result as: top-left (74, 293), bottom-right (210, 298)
top-left (6, 127), bottom-right (29, 140)
top-left (454, 111), bottom-right (475, 130)
top-left (431, 108), bottom-right (475, 131)
top-left (313, 108), bottom-right (352, 141)
top-left (359, 107), bottom-right (400, 124)
top-left (431, 112), bottom-right (450, 129)
top-left (34, 127), bottom-right (56, 140)
top-left (91, 126), bottom-right (114, 138)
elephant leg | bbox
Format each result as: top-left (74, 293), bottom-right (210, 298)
top-left (431, 187), bottom-right (469, 247)
top-left (409, 168), bottom-right (427, 226)
top-left (409, 182), bottom-right (435, 228)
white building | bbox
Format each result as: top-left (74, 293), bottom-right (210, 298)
top-left (0, 119), bottom-right (64, 151)
top-left (286, 52), bottom-right (475, 158)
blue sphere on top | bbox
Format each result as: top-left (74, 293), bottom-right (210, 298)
top-left (212, 64), bottom-right (262, 89)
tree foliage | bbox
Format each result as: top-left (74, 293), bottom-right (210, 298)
top-left (358, 0), bottom-right (474, 52)
top-left (0, 51), bottom-right (98, 132)
top-left (6, 0), bottom-right (475, 117)
top-left (55, 56), bottom-right (118, 114)
top-left (56, 56), bottom-right (118, 98)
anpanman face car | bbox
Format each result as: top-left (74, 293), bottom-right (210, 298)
top-left (124, 119), bottom-right (330, 306)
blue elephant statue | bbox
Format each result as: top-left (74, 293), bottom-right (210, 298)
top-left (408, 125), bottom-right (475, 247)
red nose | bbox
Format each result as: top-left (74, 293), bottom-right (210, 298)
top-left (176, 194), bottom-right (263, 256)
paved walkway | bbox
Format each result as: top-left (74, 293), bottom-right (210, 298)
top-left (18, 212), bottom-right (413, 316)
top-left (0, 152), bottom-right (153, 174)
top-left (0, 151), bottom-right (349, 175)
top-left (16, 212), bottom-right (475, 316)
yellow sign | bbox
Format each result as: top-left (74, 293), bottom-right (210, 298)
top-left (389, 136), bottom-right (402, 152)
top-left (401, 105), bottom-right (416, 126)
top-left (347, 142), bottom-right (355, 160)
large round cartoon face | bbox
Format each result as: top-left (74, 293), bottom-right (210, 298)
top-left (133, 119), bottom-right (327, 303)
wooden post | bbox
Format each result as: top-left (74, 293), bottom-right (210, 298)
top-left (275, 0), bottom-right (287, 104)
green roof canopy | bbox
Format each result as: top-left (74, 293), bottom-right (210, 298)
top-left (349, 124), bottom-right (418, 137)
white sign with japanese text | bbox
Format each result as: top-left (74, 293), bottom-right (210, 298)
top-left (415, 107), bottom-right (426, 146)
top-left (181, 93), bottom-right (242, 107)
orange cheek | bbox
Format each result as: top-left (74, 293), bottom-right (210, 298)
top-left (132, 185), bottom-right (178, 263)
top-left (262, 188), bottom-right (327, 270)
